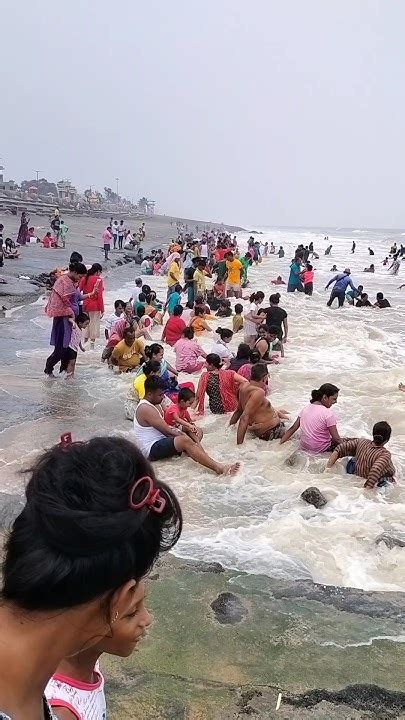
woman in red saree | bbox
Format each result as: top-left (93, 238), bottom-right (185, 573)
top-left (195, 353), bottom-right (247, 415)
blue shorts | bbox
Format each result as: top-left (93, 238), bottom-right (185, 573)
top-left (149, 437), bottom-right (181, 461)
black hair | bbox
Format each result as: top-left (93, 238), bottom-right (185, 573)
top-left (257, 324), bottom-right (271, 334)
top-left (310, 383), bottom-right (339, 403)
top-left (183, 327), bottom-right (195, 339)
top-left (205, 353), bottom-right (222, 369)
top-left (123, 327), bottom-right (135, 340)
top-left (69, 252), bottom-right (83, 264)
top-left (251, 363), bottom-right (268, 382)
top-left (2, 437), bottom-right (182, 611)
top-left (267, 325), bottom-right (280, 336)
top-left (174, 283), bottom-right (182, 293)
top-left (358, 285), bottom-right (364, 291)
top-left (143, 360), bottom-right (161, 376)
top-left (145, 376), bottom-right (166, 394)
top-left (142, 285), bottom-right (151, 295)
top-left (186, 300), bottom-right (194, 310)
top-left (173, 305), bottom-right (183, 317)
top-left (376, 292), bottom-right (384, 300)
top-left (306, 263), bottom-right (313, 271)
top-left (137, 293), bottom-right (146, 303)
top-left (372, 421), bottom-right (391, 446)
top-left (145, 343), bottom-right (163, 359)
top-left (178, 388), bottom-right (195, 403)
top-left (236, 343), bottom-right (250, 360)
top-left (114, 299), bottom-right (126, 309)
top-left (249, 349), bottom-right (261, 363)
top-left (249, 291), bottom-right (265, 303)
top-left (85, 263), bottom-right (102, 278)
top-left (135, 277), bottom-right (143, 286)
top-left (194, 306), bottom-right (204, 316)
top-left (69, 262), bottom-right (87, 275)
top-left (269, 293), bottom-right (280, 304)
top-left (216, 327), bottom-right (233, 340)
top-left (76, 312), bottom-right (89, 325)
top-left (234, 304), bottom-right (243, 314)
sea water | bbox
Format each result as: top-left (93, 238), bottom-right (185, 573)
top-left (5, 226), bottom-right (405, 592)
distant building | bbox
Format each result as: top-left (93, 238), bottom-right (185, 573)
top-left (0, 166), bottom-right (16, 193)
top-left (57, 179), bottom-right (78, 204)
top-left (146, 199), bottom-right (155, 214)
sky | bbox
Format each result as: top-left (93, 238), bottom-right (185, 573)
top-left (1, 0), bottom-right (404, 228)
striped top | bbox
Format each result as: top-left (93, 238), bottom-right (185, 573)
top-left (335, 438), bottom-right (395, 488)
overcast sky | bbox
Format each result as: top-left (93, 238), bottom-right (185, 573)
top-left (1, 1), bottom-right (404, 227)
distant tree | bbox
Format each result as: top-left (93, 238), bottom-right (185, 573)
top-left (21, 178), bottom-right (58, 197)
top-left (138, 196), bottom-right (148, 212)
top-left (104, 186), bottom-right (118, 202)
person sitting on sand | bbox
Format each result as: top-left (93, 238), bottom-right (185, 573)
top-left (255, 325), bottom-right (283, 361)
top-left (215, 299), bottom-right (232, 317)
top-left (271, 276), bottom-right (286, 285)
top-left (233, 304), bottom-right (244, 333)
top-left (195, 353), bottom-right (248, 415)
top-left (280, 383), bottom-right (342, 452)
top-left (110, 327), bottom-right (146, 373)
top-left (173, 327), bottom-right (207, 373)
top-left (164, 387), bottom-right (203, 442)
top-left (346, 284), bottom-right (363, 305)
top-left (382, 257), bottom-right (389, 266)
top-left (330, 264), bottom-right (338, 272)
top-left (42, 231), bottom-right (58, 249)
top-left (230, 363), bottom-right (289, 444)
top-left (133, 376), bottom-right (240, 475)
top-left (189, 305), bottom-right (212, 335)
top-left (213, 276), bottom-right (226, 299)
top-left (3, 241), bottom-right (20, 259)
top-left (228, 343), bottom-right (251, 372)
top-left (211, 327), bottom-right (235, 364)
top-left (374, 292), bottom-right (391, 308)
top-left (326, 421), bottom-right (395, 489)
top-left (364, 264), bottom-right (375, 273)
top-left (237, 349), bottom-right (263, 381)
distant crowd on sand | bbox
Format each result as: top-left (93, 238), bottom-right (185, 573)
top-left (4, 224), bottom-right (400, 719)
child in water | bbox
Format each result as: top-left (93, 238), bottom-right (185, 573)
top-left (164, 388), bottom-right (203, 442)
top-left (65, 312), bottom-right (90, 378)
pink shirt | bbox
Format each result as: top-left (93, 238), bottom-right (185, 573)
top-left (302, 270), bottom-right (314, 284)
top-left (298, 403), bottom-right (337, 453)
top-left (174, 337), bottom-right (205, 371)
top-left (102, 229), bottom-right (112, 245)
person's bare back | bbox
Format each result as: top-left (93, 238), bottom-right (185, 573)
top-left (238, 383), bottom-right (280, 436)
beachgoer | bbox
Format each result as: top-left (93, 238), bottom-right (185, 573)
top-left (325, 244), bottom-right (333, 255)
top-left (193, 259), bottom-right (211, 298)
top-left (42, 231), bottom-right (57, 248)
top-left (255, 324), bottom-right (284, 361)
top-left (229, 343), bottom-right (254, 372)
top-left (173, 327), bottom-right (207, 373)
top-left (110, 327), bottom-right (146, 373)
top-left (112, 220), bottom-right (119, 249)
top-left (346, 284), bottom-right (363, 305)
top-left (287, 258), bottom-right (304, 293)
top-left (262, 293), bottom-right (288, 342)
top-left (355, 292), bottom-right (372, 307)
top-left (64, 312), bottom-right (90, 378)
top-left (215, 298), bottom-right (232, 317)
top-left (167, 253), bottom-right (181, 297)
top-left (388, 257), bottom-right (400, 275)
top-left (195, 353), bottom-right (247, 414)
top-left (0, 435), bottom-right (181, 719)
top-left (161, 305), bottom-right (186, 346)
top-left (165, 283), bottom-right (183, 316)
top-left (143, 343), bottom-right (178, 388)
top-left (239, 252), bottom-right (252, 287)
top-left (351, 241), bottom-right (356, 253)
top-left (278, 246), bottom-right (285, 258)
top-left (225, 251), bottom-right (243, 298)
top-left (124, 360), bottom-right (162, 420)
top-left (211, 327), bottom-right (235, 364)
top-left (17, 211), bottom-right (30, 245)
top-left (280, 383), bottom-right (342, 452)
top-left (374, 292), bottom-right (391, 308)
top-left (230, 363), bottom-right (288, 443)
top-left (233, 303), bottom-right (244, 333)
top-left (102, 226), bottom-right (113, 260)
top-left (326, 421), bottom-right (395, 488)
top-left (118, 220), bottom-right (125, 250)
top-left (243, 291), bottom-right (265, 346)
top-left (213, 276), bottom-right (226, 300)
top-left (302, 263), bottom-right (314, 295)
top-left (164, 388), bottom-right (203, 442)
top-left (270, 242), bottom-right (275, 254)
top-left (368, 247), bottom-right (375, 255)
top-left (189, 305), bottom-right (212, 335)
top-left (237, 349), bottom-right (263, 381)
top-left (271, 276), bottom-right (286, 285)
top-left (364, 264), bottom-right (375, 273)
top-left (105, 299), bottom-right (126, 339)
top-left (59, 220), bottom-right (68, 248)
top-left (79, 263), bottom-right (104, 349)
top-left (44, 262), bottom-right (87, 377)
top-left (133, 377), bottom-right (240, 474)
top-left (326, 268), bottom-right (357, 308)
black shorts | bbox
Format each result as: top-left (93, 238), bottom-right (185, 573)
top-left (67, 348), bottom-right (78, 361)
top-left (104, 243), bottom-right (111, 251)
top-left (149, 437), bottom-right (181, 461)
top-left (304, 282), bottom-right (313, 295)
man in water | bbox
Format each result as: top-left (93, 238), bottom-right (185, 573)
top-left (346, 283), bottom-right (363, 305)
top-left (229, 364), bottom-right (289, 444)
top-left (374, 292), bottom-right (391, 308)
top-left (263, 293), bottom-right (288, 343)
top-left (351, 241), bottom-right (356, 253)
top-left (133, 376), bottom-right (240, 475)
top-left (326, 268), bottom-right (357, 308)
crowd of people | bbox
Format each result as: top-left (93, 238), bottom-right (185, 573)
top-left (6, 224), bottom-right (397, 719)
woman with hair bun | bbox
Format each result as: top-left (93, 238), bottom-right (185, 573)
top-left (326, 421), bottom-right (396, 488)
top-left (280, 383), bottom-right (342, 452)
top-left (0, 436), bottom-right (182, 718)
top-left (210, 327), bottom-right (234, 364)
top-left (195, 353), bottom-right (248, 415)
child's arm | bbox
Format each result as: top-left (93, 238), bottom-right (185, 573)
top-left (79, 342), bottom-right (86, 352)
top-left (166, 361), bottom-right (178, 375)
top-left (202, 320), bottom-right (212, 331)
top-left (172, 412), bottom-right (197, 434)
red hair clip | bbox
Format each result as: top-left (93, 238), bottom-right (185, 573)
top-left (60, 432), bottom-right (72, 447)
top-left (129, 476), bottom-right (166, 514)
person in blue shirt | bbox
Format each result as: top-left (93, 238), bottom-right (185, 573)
top-left (325, 268), bottom-right (357, 307)
top-left (346, 284), bottom-right (363, 305)
top-left (165, 283), bottom-right (183, 315)
top-left (287, 259), bottom-right (304, 293)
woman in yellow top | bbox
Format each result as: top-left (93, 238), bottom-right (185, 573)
top-left (124, 360), bottom-right (161, 419)
top-left (111, 327), bottom-right (146, 372)
top-left (189, 306), bottom-right (212, 335)
top-left (167, 253), bottom-right (181, 297)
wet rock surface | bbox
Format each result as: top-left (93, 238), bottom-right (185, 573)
top-left (285, 684), bottom-right (405, 716)
top-left (210, 592), bottom-right (247, 624)
top-left (376, 533), bottom-right (405, 549)
top-left (301, 486), bottom-right (327, 508)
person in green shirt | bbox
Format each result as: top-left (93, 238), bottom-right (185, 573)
top-left (240, 252), bottom-right (252, 287)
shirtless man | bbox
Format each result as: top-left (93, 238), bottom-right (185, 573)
top-left (133, 376), bottom-right (240, 475)
top-left (229, 364), bottom-right (289, 444)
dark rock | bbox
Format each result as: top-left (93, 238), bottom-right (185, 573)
top-left (210, 592), bottom-right (247, 625)
top-left (192, 561), bottom-right (225, 574)
top-left (375, 533), bottom-right (405, 549)
top-left (285, 684), bottom-right (405, 715)
top-left (301, 486), bottom-right (327, 508)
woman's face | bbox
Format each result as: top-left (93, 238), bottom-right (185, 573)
top-left (323, 393), bottom-right (338, 408)
top-left (223, 335), bottom-right (232, 344)
top-left (126, 304), bottom-right (134, 318)
top-left (153, 349), bottom-right (164, 362)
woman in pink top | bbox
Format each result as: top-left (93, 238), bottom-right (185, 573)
top-left (79, 263), bottom-right (104, 349)
top-left (301, 263), bottom-right (314, 296)
top-left (174, 327), bottom-right (207, 373)
top-left (280, 383), bottom-right (342, 453)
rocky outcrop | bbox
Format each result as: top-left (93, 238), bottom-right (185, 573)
top-left (301, 486), bottom-right (327, 508)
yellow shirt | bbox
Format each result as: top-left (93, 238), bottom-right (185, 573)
top-left (167, 261), bottom-right (180, 287)
top-left (226, 258), bottom-right (243, 285)
top-left (232, 314), bottom-right (244, 332)
top-left (193, 268), bottom-right (206, 294)
top-left (111, 338), bottom-right (143, 371)
top-left (133, 373), bottom-right (147, 399)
